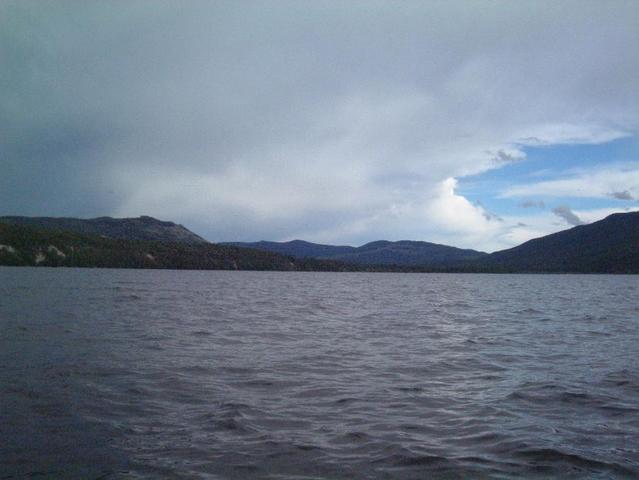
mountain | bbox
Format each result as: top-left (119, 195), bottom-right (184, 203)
top-left (0, 223), bottom-right (356, 271)
top-left (2, 211), bottom-right (638, 273)
top-left (329, 240), bottom-right (487, 266)
top-left (0, 215), bottom-right (207, 244)
top-left (224, 212), bottom-right (639, 273)
top-left (224, 239), bottom-right (487, 267)
top-left (475, 211), bottom-right (639, 273)
top-left (221, 240), bottom-right (356, 258)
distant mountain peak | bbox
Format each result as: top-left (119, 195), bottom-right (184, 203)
top-left (223, 238), bottom-right (486, 267)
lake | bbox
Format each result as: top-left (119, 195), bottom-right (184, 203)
top-left (1, 267), bottom-right (638, 479)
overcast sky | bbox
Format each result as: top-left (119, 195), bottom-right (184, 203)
top-left (2, 1), bottom-right (638, 251)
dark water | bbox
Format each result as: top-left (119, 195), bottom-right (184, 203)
top-left (1, 268), bottom-right (639, 479)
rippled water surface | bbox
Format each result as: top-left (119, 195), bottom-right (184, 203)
top-left (1, 268), bottom-right (639, 479)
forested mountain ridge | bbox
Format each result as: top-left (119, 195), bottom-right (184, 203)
top-left (0, 215), bottom-right (207, 244)
top-left (0, 223), bottom-right (356, 271)
top-left (2, 211), bottom-right (638, 273)
top-left (224, 212), bottom-right (639, 273)
top-left (221, 239), bottom-right (356, 258)
top-left (223, 239), bottom-right (487, 267)
top-left (472, 211), bottom-right (639, 273)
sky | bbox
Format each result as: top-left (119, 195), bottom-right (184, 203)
top-left (1, 1), bottom-right (638, 252)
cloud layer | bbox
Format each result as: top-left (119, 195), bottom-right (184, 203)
top-left (502, 164), bottom-right (639, 201)
top-left (1, 1), bottom-right (638, 251)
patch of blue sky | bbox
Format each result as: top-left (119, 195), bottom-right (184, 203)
top-left (457, 136), bottom-right (638, 217)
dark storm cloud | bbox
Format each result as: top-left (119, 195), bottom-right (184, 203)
top-left (1, 1), bottom-right (638, 249)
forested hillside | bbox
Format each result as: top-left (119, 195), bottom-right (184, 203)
top-left (0, 223), bottom-right (355, 271)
